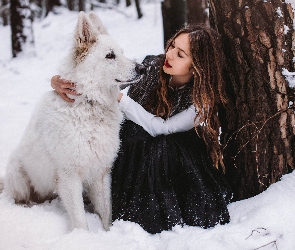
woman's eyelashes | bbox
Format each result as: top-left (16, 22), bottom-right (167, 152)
top-left (169, 44), bottom-right (184, 58)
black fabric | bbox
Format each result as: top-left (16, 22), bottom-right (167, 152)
top-left (111, 55), bottom-right (232, 234)
top-left (112, 121), bottom-right (231, 234)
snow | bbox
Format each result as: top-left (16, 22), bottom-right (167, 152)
top-left (1, 2), bottom-right (295, 250)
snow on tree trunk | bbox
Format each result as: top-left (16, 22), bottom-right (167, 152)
top-left (10, 0), bottom-right (35, 58)
top-left (209, 0), bottom-right (295, 200)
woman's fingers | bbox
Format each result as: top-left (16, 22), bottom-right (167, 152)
top-left (64, 88), bottom-right (80, 96)
top-left (51, 75), bottom-right (81, 102)
top-left (60, 93), bottom-right (75, 102)
top-left (60, 80), bottom-right (75, 90)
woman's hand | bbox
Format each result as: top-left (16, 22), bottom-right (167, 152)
top-left (51, 75), bottom-right (79, 102)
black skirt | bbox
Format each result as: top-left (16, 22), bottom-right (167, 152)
top-left (111, 120), bottom-right (232, 234)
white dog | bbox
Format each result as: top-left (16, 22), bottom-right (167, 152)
top-left (3, 11), bottom-right (142, 231)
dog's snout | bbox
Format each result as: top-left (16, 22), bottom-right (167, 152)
top-left (135, 64), bottom-right (146, 75)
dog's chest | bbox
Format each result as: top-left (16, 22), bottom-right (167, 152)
top-left (37, 96), bottom-right (123, 169)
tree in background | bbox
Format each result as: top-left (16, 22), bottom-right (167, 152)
top-left (161, 0), bottom-right (208, 45)
top-left (209, 0), bottom-right (295, 201)
top-left (187, 0), bottom-right (208, 25)
top-left (10, 0), bottom-right (34, 57)
top-left (67, 0), bottom-right (74, 11)
top-left (0, 0), bottom-right (9, 25)
top-left (44, 0), bottom-right (61, 16)
top-left (134, 0), bottom-right (142, 19)
top-left (161, 0), bottom-right (186, 46)
top-left (78, 0), bottom-right (85, 11)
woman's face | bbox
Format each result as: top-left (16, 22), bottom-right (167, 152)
top-left (163, 33), bottom-right (193, 79)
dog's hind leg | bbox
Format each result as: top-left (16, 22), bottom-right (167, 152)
top-left (88, 168), bottom-right (111, 231)
top-left (4, 156), bottom-right (31, 203)
top-left (57, 172), bottom-right (88, 230)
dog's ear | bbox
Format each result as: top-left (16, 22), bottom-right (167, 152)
top-left (74, 11), bottom-right (99, 62)
top-left (88, 11), bottom-right (108, 35)
top-left (76, 11), bottom-right (98, 49)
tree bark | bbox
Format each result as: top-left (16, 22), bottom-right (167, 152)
top-left (10, 0), bottom-right (34, 57)
top-left (161, 0), bottom-right (187, 46)
top-left (209, 0), bottom-right (295, 200)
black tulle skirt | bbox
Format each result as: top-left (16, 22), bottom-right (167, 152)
top-left (111, 120), bottom-right (232, 234)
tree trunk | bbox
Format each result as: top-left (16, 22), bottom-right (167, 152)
top-left (209, 0), bottom-right (295, 201)
top-left (161, 0), bottom-right (187, 46)
top-left (78, 0), bottom-right (85, 11)
top-left (10, 0), bottom-right (34, 57)
top-left (67, 0), bottom-right (75, 11)
top-left (126, 0), bottom-right (131, 7)
top-left (45, 0), bottom-right (61, 16)
top-left (134, 0), bottom-right (143, 19)
top-left (1, 0), bottom-right (9, 26)
top-left (186, 0), bottom-right (208, 26)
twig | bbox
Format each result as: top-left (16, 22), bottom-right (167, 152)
top-left (254, 240), bottom-right (278, 250)
top-left (245, 227), bottom-right (279, 250)
top-left (224, 105), bottom-right (295, 159)
top-left (245, 227), bottom-right (267, 240)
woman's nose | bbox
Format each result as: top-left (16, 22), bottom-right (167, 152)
top-left (166, 49), bottom-right (174, 59)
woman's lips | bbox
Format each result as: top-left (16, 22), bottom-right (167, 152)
top-left (164, 60), bottom-right (172, 68)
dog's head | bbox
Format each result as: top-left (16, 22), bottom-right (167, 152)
top-left (63, 11), bottom-right (144, 103)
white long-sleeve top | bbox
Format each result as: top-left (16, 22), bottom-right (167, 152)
top-left (119, 87), bottom-right (200, 137)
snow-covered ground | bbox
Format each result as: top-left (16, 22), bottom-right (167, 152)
top-left (1, 2), bottom-right (295, 249)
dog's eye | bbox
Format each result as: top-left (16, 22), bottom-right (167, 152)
top-left (105, 52), bottom-right (116, 59)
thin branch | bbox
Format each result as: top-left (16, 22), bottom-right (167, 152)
top-left (245, 227), bottom-right (279, 250)
top-left (224, 105), bottom-right (295, 159)
top-left (254, 240), bottom-right (278, 250)
top-left (245, 227), bottom-right (267, 240)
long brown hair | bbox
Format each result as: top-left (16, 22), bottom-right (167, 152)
top-left (153, 24), bottom-right (227, 169)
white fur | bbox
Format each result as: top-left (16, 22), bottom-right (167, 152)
top-left (4, 11), bottom-right (139, 231)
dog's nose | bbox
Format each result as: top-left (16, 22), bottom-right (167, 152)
top-left (135, 64), bottom-right (146, 75)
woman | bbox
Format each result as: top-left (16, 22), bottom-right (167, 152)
top-left (51, 24), bottom-right (232, 234)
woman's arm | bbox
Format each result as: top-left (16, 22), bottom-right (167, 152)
top-left (51, 75), bottom-right (80, 102)
top-left (118, 87), bottom-right (199, 136)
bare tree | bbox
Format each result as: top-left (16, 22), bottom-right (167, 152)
top-left (10, 0), bottom-right (34, 57)
top-left (209, 0), bottom-right (295, 200)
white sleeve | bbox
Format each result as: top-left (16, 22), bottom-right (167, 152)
top-left (119, 87), bottom-right (199, 137)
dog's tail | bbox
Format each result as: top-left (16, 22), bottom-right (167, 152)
top-left (0, 176), bottom-right (4, 193)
